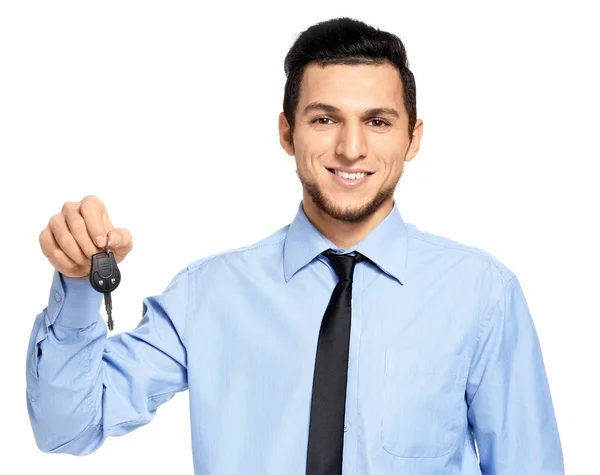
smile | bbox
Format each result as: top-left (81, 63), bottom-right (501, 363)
top-left (326, 168), bottom-right (374, 186)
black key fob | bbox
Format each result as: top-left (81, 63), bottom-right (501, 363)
top-left (90, 251), bottom-right (121, 293)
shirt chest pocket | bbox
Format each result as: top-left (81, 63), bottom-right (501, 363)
top-left (381, 347), bottom-right (470, 458)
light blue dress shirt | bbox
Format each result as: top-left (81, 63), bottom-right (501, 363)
top-left (26, 200), bottom-right (564, 474)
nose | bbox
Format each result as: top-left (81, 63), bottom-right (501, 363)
top-left (334, 121), bottom-right (367, 161)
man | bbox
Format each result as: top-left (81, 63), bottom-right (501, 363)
top-left (28, 16), bottom-right (564, 474)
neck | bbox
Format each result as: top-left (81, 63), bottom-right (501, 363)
top-left (302, 193), bottom-right (394, 250)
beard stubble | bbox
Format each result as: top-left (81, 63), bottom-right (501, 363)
top-left (296, 167), bottom-right (403, 223)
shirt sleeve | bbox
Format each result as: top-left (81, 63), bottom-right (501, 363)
top-left (466, 274), bottom-right (565, 474)
top-left (25, 266), bottom-right (190, 455)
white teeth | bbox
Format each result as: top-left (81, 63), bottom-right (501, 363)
top-left (334, 170), bottom-right (368, 180)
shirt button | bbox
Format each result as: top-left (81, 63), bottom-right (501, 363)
top-left (344, 423), bottom-right (349, 432)
top-left (55, 291), bottom-right (61, 302)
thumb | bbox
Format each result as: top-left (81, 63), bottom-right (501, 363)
top-left (106, 228), bottom-right (132, 251)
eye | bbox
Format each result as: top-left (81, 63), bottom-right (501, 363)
top-left (312, 117), bottom-right (334, 125)
top-left (369, 118), bottom-right (390, 127)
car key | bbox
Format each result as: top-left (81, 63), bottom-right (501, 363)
top-left (89, 236), bottom-right (121, 330)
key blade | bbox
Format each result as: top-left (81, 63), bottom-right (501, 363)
top-left (104, 292), bottom-right (114, 331)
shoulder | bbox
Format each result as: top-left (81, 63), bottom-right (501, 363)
top-left (405, 221), bottom-right (516, 291)
top-left (184, 223), bottom-right (290, 276)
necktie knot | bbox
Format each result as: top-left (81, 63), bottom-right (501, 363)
top-left (322, 250), bottom-right (365, 282)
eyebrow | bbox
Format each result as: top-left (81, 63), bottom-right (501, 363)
top-left (302, 101), bottom-right (400, 119)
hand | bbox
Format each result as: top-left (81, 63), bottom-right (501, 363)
top-left (39, 195), bottom-right (133, 278)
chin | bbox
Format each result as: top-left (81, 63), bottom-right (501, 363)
top-left (314, 191), bottom-right (392, 223)
top-left (297, 169), bottom-right (395, 223)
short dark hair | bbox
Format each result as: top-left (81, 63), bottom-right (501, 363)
top-left (283, 17), bottom-right (417, 141)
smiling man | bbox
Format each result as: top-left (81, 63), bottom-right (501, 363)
top-left (27, 17), bottom-right (564, 475)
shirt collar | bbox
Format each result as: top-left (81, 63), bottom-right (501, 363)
top-left (283, 199), bottom-right (408, 285)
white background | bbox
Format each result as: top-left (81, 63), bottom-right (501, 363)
top-left (1, 0), bottom-right (598, 473)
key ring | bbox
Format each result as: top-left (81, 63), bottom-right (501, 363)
top-left (106, 236), bottom-right (111, 254)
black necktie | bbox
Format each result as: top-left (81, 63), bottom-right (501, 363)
top-left (306, 250), bottom-right (366, 475)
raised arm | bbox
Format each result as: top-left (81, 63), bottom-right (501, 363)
top-left (26, 266), bottom-right (190, 454)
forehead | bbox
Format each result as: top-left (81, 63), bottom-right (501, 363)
top-left (298, 62), bottom-right (404, 110)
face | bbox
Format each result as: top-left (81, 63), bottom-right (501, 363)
top-left (279, 62), bottom-right (423, 223)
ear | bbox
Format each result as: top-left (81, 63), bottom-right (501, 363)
top-left (278, 112), bottom-right (295, 156)
top-left (405, 119), bottom-right (424, 162)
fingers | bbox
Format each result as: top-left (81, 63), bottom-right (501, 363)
top-left (63, 203), bottom-right (102, 259)
top-left (79, 195), bottom-right (109, 248)
top-left (39, 225), bottom-right (79, 275)
top-left (48, 212), bottom-right (90, 268)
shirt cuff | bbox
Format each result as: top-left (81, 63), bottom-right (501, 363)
top-left (46, 269), bottom-right (104, 328)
